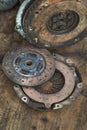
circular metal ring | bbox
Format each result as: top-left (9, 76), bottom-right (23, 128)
top-left (2, 46), bottom-right (55, 87)
top-left (23, 59), bottom-right (75, 108)
top-left (13, 54), bottom-right (83, 111)
top-left (18, 0), bottom-right (87, 49)
top-left (15, 0), bottom-right (34, 37)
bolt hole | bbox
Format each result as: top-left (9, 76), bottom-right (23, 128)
top-left (24, 98), bottom-right (27, 100)
top-left (22, 97), bottom-right (27, 102)
top-left (57, 105), bottom-right (60, 108)
top-left (15, 85), bottom-right (19, 88)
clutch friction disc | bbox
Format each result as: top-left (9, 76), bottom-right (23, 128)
top-left (2, 46), bottom-right (55, 87)
top-left (13, 54), bottom-right (83, 111)
top-left (17, 0), bottom-right (87, 49)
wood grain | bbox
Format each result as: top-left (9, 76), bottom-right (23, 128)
top-left (0, 5), bottom-right (87, 130)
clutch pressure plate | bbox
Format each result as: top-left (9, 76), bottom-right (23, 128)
top-left (16, 0), bottom-right (87, 48)
top-left (13, 54), bottom-right (83, 111)
top-left (2, 46), bottom-right (55, 87)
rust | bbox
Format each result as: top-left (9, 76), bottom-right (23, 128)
top-left (2, 46), bottom-right (55, 87)
top-left (22, 0), bottom-right (87, 48)
top-left (13, 54), bottom-right (83, 110)
top-left (23, 60), bottom-right (75, 108)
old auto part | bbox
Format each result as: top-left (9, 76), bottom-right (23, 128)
top-left (2, 46), bottom-right (55, 87)
top-left (0, 0), bottom-right (18, 11)
top-left (16, 0), bottom-right (35, 37)
top-left (16, 0), bottom-right (87, 49)
top-left (13, 54), bottom-right (83, 111)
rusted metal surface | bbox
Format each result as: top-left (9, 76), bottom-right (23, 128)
top-left (14, 54), bottom-right (82, 111)
top-left (18, 0), bottom-right (87, 49)
top-left (0, 2), bottom-right (87, 130)
top-left (2, 46), bottom-right (55, 87)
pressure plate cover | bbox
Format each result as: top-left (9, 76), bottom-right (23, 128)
top-left (2, 46), bottom-right (55, 87)
top-left (13, 54), bottom-right (83, 111)
top-left (16, 0), bottom-right (87, 49)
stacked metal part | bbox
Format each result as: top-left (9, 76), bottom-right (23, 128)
top-left (2, 46), bottom-right (83, 111)
top-left (16, 0), bottom-right (87, 48)
top-left (2, 0), bottom-right (87, 110)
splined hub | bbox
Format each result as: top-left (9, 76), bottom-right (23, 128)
top-left (13, 52), bottom-right (45, 77)
top-left (13, 54), bottom-right (83, 111)
top-left (47, 10), bottom-right (79, 35)
top-left (2, 46), bottom-right (55, 87)
top-left (16, 0), bottom-right (87, 48)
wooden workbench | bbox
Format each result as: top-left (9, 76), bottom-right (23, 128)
top-left (0, 6), bottom-right (87, 130)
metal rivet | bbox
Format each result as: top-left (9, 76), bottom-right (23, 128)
top-left (66, 59), bottom-right (73, 64)
top-left (77, 83), bottom-right (83, 89)
top-left (34, 38), bottom-right (38, 43)
top-left (70, 96), bottom-right (75, 100)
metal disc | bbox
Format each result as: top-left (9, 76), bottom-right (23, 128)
top-left (20, 0), bottom-right (87, 49)
top-left (13, 54), bottom-right (83, 111)
top-left (2, 46), bottom-right (55, 87)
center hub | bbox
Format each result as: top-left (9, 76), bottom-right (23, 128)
top-left (14, 52), bottom-right (46, 77)
top-left (47, 10), bottom-right (79, 35)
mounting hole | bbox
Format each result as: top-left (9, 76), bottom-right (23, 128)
top-left (22, 96), bottom-right (28, 102)
top-left (56, 104), bottom-right (61, 108)
top-left (70, 96), bottom-right (75, 100)
top-left (25, 60), bottom-right (33, 66)
top-left (53, 104), bottom-right (63, 109)
top-left (77, 83), bottom-right (83, 89)
top-left (24, 97), bottom-right (27, 100)
top-left (14, 85), bottom-right (19, 88)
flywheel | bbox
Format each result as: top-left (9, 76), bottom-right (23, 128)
top-left (16, 0), bottom-right (87, 49)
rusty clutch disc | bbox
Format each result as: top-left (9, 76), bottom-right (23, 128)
top-left (13, 54), bottom-right (83, 111)
top-left (16, 0), bottom-right (87, 49)
top-left (2, 46), bottom-right (55, 87)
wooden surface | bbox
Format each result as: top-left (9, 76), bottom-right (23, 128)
top-left (0, 5), bottom-right (87, 130)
